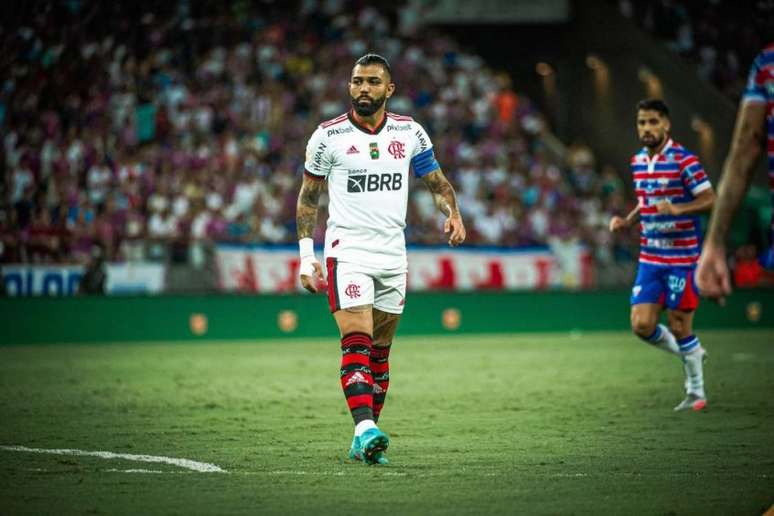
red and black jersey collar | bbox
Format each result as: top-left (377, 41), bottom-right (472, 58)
top-left (348, 110), bottom-right (387, 135)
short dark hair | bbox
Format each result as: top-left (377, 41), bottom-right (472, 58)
top-left (637, 98), bottom-right (669, 118)
top-left (354, 53), bottom-right (393, 80)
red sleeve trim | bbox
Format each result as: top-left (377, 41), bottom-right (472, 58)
top-left (679, 155), bottom-right (700, 170)
top-left (320, 113), bottom-right (348, 128)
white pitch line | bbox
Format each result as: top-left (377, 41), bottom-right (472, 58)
top-left (0, 445), bottom-right (226, 473)
top-left (105, 468), bottom-right (166, 474)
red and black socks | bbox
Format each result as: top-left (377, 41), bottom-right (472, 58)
top-left (340, 332), bottom-right (374, 424)
top-left (370, 342), bottom-right (392, 422)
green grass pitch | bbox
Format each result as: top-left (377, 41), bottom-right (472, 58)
top-left (1, 330), bottom-right (772, 515)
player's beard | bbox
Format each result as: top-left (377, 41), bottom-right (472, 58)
top-left (351, 93), bottom-right (386, 117)
top-left (640, 133), bottom-right (664, 149)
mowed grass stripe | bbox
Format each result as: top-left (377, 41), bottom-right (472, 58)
top-left (0, 330), bottom-right (772, 515)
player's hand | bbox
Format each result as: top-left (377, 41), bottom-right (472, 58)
top-left (609, 216), bottom-right (628, 233)
top-left (300, 259), bottom-right (324, 293)
top-left (695, 244), bottom-right (730, 305)
top-left (655, 200), bottom-right (679, 215)
top-left (445, 213), bottom-right (466, 247)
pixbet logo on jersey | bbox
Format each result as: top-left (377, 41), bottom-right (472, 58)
top-left (347, 172), bottom-right (403, 192)
top-left (327, 126), bottom-right (354, 137)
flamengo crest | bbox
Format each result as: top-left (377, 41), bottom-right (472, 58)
top-left (388, 140), bottom-right (406, 159)
top-left (344, 283), bottom-right (361, 298)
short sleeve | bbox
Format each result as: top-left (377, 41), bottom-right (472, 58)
top-left (303, 126), bottom-right (332, 178)
top-left (742, 51), bottom-right (767, 105)
top-left (410, 122), bottom-right (440, 177)
top-left (680, 155), bottom-right (711, 195)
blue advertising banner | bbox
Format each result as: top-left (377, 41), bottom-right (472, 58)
top-left (2, 265), bottom-right (83, 296)
top-left (1, 264), bottom-right (166, 296)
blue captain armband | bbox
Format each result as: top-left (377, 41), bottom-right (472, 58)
top-left (411, 148), bottom-right (440, 177)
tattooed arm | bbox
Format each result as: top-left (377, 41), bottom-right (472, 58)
top-left (296, 174), bottom-right (326, 239)
top-left (704, 102), bottom-right (765, 248)
top-left (421, 169), bottom-right (466, 246)
top-left (296, 174), bottom-right (327, 292)
top-left (697, 101), bottom-right (766, 301)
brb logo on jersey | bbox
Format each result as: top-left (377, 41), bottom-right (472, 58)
top-left (347, 173), bottom-right (403, 192)
top-left (388, 140), bottom-right (406, 159)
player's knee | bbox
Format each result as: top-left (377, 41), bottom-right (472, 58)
top-left (668, 320), bottom-right (690, 339)
top-left (630, 315), bottom-right (655, 338)
top-left (336, 319), bottom-right (370, 339)
top-left (667, 310), bottom-right (693, 339)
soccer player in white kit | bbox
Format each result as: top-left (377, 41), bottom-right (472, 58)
top-left (296, 54), bottom-right (466, 465)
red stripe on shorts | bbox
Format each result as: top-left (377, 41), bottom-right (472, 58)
top-left (326, 257), bottom-right (339, 312)
top-left (677, 269), bottom-right (700, 311)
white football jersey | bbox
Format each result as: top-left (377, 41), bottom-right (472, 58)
top-left (304, 111), bottom-right (438, 271)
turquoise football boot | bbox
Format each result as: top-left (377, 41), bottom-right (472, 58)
top-left (359, 427), bottom-right (390, 466)
top-left (372, 450), bottom-right (389, 465)
top-left (348, 435), bottom-right (363, 461)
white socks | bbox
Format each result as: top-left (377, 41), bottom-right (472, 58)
top-left (642, 324), bottom-right (706, 397)
top-left (354, 419), bottom-right (377, 437)
top-left (682, 348), bottom-right (706, 398)
top-left (644, 323), bottom-right (681, 355)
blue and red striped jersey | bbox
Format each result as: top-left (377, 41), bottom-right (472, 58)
top-left (742, 43), bottom-right (774, 235)
top-left (630, 139), bottom-right (712, 267)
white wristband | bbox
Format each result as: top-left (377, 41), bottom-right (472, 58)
top-left (299, 237), bottom-right (314, 258)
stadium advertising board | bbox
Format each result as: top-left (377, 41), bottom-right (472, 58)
top-left (105, 263), bottom-right (166, 294)
top-left (1, 265), bottom-right (84, 296)
top-left (214, 244), bottom-right (592, 293)
top-left (1, 264), bottom-right (166, 296)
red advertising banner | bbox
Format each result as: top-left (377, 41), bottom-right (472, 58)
top-left (215, 245), bottom-right (593, 293)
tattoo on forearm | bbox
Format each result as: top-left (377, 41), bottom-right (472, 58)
top-left (296, 178), bottom-right (326, 239)
top-left (422, 171), bottom-right (459, 217)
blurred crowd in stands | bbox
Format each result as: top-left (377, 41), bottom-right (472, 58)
top-left (0, 1), bottom-right (634, 274)
top-left (620, 0), bottom-right (774, 101)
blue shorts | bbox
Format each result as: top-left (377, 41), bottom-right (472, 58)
top-left (630, 263), bottom-right (700, 311)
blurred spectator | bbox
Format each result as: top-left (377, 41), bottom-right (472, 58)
top-left (78, 246), bottom-right (106, 295)
top-left (621, 0), bottom-right (773, 101)
top-left (0, 0), bottom-right (629, 274)
top-left (733, 244), bottom-right (763, 288)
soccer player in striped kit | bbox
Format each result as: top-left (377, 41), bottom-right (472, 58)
top-left (610, 99), bottom-right (716, 411)
top-left (296, 54), bottom-right (466, 464)
top-left (698, 43), bottom-right (774, 299)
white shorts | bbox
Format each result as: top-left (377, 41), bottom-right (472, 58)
top-left (325, 258), bottom-right (406, 314)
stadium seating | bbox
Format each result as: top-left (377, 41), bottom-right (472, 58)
top-left (619, 0), bottom-right (770, 101)
top-left (0, 2), bottom-right (632, 272)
